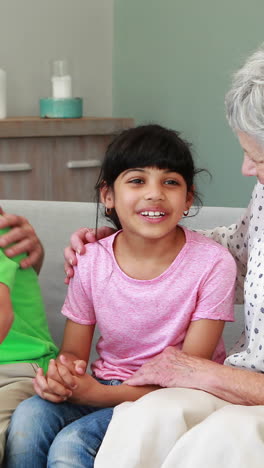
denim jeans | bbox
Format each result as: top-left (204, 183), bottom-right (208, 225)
top-left (5, 378), bottom-right (122, 468)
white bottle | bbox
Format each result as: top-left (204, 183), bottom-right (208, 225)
top-left (51, 60), bottom-right (72, 99)
top-left (0, 69), bottom-right (6, 119)
top-left (52, 75), bottom-right (72, 99)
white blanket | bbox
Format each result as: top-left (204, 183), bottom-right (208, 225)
top-left (95, 388), bottom-right (264, 468)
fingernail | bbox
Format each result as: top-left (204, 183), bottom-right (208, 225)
top-left (77, 249), bottom-right (81, 255)
top-left (69, 258), bottom-right (73, 265)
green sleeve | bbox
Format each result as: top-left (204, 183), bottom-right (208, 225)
top-left (0, 250), bottom-right (18, 290)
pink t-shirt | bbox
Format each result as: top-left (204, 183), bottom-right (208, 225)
top-left (62, 227), bottom-right (236, 380)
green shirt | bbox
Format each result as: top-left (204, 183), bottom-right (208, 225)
top-left (0, 227), bottom-right (58, 373)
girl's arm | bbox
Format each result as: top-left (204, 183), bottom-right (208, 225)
top-left (34, 319), bottom-right (95, 402)
top-left (59, 318), bottom-right (94, 363)
top-left (0, 283), bottom-right (14, 342)
top-left (182, 319), bottom-right (225, 359)
top-left (68, 373), bottom-right (159, 407)
top-left (36, 318), bottom-right (159, 405)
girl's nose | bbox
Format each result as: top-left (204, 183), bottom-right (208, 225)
top-left (241, 154), bottom-right (257, 177)
top-left (144, 184), bottom-right (165, 200)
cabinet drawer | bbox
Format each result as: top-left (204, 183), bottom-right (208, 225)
top-left (0, 138), bottom-right (51, 200)
top-left (49, 135), bottom-right (112, 202)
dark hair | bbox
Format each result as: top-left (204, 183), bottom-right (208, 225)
top-left (95, 124), bottom-right (205, 230)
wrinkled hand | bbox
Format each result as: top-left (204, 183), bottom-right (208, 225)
top-left (0, 208), bottom-right (44, 271)
top-left (125, 347), bottom-right (213, 390)
top-left (64, 226), bottom-right (115, 284)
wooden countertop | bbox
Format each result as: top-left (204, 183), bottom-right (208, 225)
top-left (0, 117), bottom-right (134, 138)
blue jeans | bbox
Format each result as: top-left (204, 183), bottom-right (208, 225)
top-left (5, 378), bottom-right (122, 468)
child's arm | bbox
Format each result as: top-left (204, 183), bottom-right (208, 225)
top-left (0, 283), bottom-right (14, 342)
top-left (67, 373), bottom-right (159, 407)
top-left (34, 321), bottom-right (159, 407)
top-left (33, 319), bottom-right (95, 403)
top-left (182, 319), bottom-right (225, 358)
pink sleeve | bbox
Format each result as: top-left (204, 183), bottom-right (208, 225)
top-left (61, 255), bottom-right (96, 325)
top-left (192, 250), bottom-right (236, 322)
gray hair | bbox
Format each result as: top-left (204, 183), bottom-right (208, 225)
top-left (225, 44), bottom-right (264, 146)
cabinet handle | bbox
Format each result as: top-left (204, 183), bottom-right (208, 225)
top-left (66, 160), bottom-right (102, 169)
top-left (0, 163), bottom-right (32, 172)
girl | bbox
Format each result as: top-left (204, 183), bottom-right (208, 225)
top-left (5, 124), bottom-right (236, 468)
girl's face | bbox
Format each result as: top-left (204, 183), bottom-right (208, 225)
top-left (101, 166), bottom-right (193, 240)
top-left (237, 131), bottom-right (264, 184)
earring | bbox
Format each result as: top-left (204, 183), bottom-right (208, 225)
top-left (105, 207), bottom-right (112, 216)
top-left (183, 210), bottom-right (189, 217)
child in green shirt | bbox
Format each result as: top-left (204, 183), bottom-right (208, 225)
top-left (0, 223), bottom-right (58, 464)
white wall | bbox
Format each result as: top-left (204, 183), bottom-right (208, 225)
top-left (0, 0), bottom-right (113, 117)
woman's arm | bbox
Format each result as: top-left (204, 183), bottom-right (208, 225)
top-left (197, 204), bottom-right (251, 305)
top-left (0, 210), bottom-right (44, 273)
top-left (125, 346), bottom-right (264, 406)
top-left (0, 283), bottom-right (14, 342)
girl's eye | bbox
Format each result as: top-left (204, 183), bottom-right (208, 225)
top-left (128, 178), bottom-right (144, 184)
top-left (164, 179), bottom-right (179, 185)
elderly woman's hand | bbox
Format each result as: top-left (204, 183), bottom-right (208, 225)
top-left (125, 347), bottom-right (217, 390)
top-left (0, 208), bottom-right (44, 273)
top-left (64, 226), bottom-right (115, 284)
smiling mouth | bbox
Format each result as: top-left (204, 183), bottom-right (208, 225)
top-left (140, 211), bottom-right (165, 218)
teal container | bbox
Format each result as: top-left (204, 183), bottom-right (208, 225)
top-left (39, 97), bottom-right (83, 118)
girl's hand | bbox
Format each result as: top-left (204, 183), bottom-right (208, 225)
top-left (64, 226), bottom-right (115, 284)
top-left (47, 357), bottom-right (78, 389)
top-left (59, 354), bottom-right (87, 376)
top-left (68, 373), bottom-right (103, 406)
top-left (33, 366), bottom-right (73, 403)
top-left (33, 355), bottom-right (84, 403)
top-left (34, 371), bottom-right (100, 406)
top-left (0, 208), bottom-right (44, 272)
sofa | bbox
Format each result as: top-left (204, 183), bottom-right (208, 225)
top-left (0, 199), bottom-right (246, 364)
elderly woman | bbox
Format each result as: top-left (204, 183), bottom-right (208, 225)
top-left (74, 45), bottom-right (264, 467)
